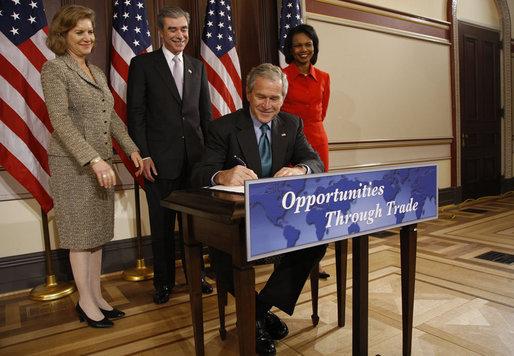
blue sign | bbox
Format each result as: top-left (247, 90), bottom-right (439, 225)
top-left (245, 164), bottom-right (438, 261)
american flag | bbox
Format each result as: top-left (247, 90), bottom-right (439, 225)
top-left (109, 0), bottom-right (152, 183)
top-left (278, 0), bottom-right (303, 68)
top-left (200, 0), bottom-right (242, 119)
top-left (0, 0), bottom-right (54, 213)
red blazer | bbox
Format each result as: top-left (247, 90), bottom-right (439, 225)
top-left (282, 63), bottom-right (330, 171)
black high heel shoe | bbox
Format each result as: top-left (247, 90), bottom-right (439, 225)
top-left (76, 303), bottom-right (113, 328)
top-left (100, 307), bottom-right (125, 319)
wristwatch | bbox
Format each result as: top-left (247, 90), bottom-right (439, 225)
top-left (89, 156), bottom-right (102, 165)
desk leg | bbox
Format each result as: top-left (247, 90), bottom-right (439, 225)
top-left (335, 239), bottom-right (348, 327)
top-left (233, 265), bottom-right (256, 356)
top-left (400, 224), bottom-right (417, 356)
top-left (182, 215), bottom-right (204, 356)
top-left (309, 264), bottom-right (319, 326)
top-left (352, 235), bottom-right (368, 356)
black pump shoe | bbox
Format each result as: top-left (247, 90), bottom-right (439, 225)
top-left (100, 307), bottom-right (125, 319)
top-left (76, 304), bottom-right (113, 328)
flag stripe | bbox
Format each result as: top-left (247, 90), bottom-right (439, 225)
top-left (31, 28), bottom-right (54, 59)
top-left (110, 64), bottom-right (128, 108)
top-left (279, 52), bottom-right (286, 69)
top-left (0, 99), bottom-right (50, 174)
top-left (201, 0), bottom-right (242, 119)
top-left (110, 47), bottom-right (129, 83)
top-left (0, 0), bottom-right (54, 212)
top-left (220, 50), bottom-right (242, 99)
top-left (110, 83), bottom-right (127, 124)
top-left (210, 104), bottom-right (222, 121)
top-left (109, 0), bottom-right (152, 187)
top-left (0, 121), bottom-right (50, 193)
top-left (201, 42), bottom-right (241, 110)
top-left (204, 59), bottom-right (237, 113)
top-left (0, 74), bottom-right (50, 149)
top-left (0, 31), bottom-right (46, 99)
top-left (0, 143), bottom-right (52, 212)
top-left (111, 29), bottom-right (137, 59)
top-left (0, 54), bottom-right (52, 131)
top-left (227, 47), bottom-right (242, 77)
top-left (18, 37), bottom-right (48, 72)
top-left (279, 0), bottom-right (303, 68)
top-left (207, 82), bottom-right (232, 118)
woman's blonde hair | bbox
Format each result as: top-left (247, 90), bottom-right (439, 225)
top-left (46, 5), bottom-right (95, 55)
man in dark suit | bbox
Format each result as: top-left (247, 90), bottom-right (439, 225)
top-left (127, 6), bottom-right (212, 305)
top-left (191, 63), bottom-right (327, 355)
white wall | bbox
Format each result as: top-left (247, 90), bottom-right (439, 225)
top-left (457, 0), bottom-right (501, 28)
top-left (307, 2), bottom-right (453, 189)
top-left (315, 22), bottom-right (452, 142)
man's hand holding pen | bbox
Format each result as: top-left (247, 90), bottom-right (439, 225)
top-left (233, 155), bottom-right (246, 167)
top-left (214, 165), bottom-right (258, 186)
top-left (214, 155), bottom-right (309, 186)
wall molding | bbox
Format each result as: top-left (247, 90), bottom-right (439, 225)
top-left (307, 12), bottom-right (450, 46)
top-left (328, 138), bottom-right (452, 172)
top-left (329, 138), bottom-right (453, 151)
top-left (329, 157), bottom-right (451, 172)
top-left (306, 0), bottom-right (450, 44)
top-left (317, 0), bottom-right (450, 28)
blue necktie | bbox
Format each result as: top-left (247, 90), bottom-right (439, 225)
top-left (259, 124), bottom-right (272, 177)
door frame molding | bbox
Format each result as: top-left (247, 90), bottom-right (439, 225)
top-left (449, 0), bottom-right (512, 187)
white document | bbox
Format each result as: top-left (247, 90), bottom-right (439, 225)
top-left (208, 185), bottom-right (244, 194)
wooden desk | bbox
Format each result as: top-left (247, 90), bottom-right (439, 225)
top-left (162, 188), bottom-right (417, 356)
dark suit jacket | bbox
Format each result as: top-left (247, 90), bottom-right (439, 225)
top-left (127, 48), bottom-right (212, 179)
top-left (191, 109), bottom-right (323, 187)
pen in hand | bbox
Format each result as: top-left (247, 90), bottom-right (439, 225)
top-left (233, 155), bottom-right (246, 167)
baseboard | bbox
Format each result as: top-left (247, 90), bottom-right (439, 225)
top-left (438, 186), bottom-right (461, 206)
top-left (501, 177), bottom-right (514, 193)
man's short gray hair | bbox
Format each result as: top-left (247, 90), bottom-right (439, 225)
top-left (246, 63), bottom-right (288, 97)
top-left (157, 6), bottom-right (190, 29)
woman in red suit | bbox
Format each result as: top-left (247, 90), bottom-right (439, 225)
top-left (282, 24), bottom-right (330, 171)
top-left (282, 24), bottom-right (331, 279)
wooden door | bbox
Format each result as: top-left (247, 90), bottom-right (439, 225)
top-left (458, 22), bottom-right (501, 199)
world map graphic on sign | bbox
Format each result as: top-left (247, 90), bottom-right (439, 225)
top-left (246, 165), bottom-right (437, 260)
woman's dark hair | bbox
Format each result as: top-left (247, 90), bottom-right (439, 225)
top-left (284, 24), bottom-right (319, 65)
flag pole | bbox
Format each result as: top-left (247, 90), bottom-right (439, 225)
top-left (122, 179), bottom-right (153, 281)
top-left (30, 208), bottom-right (76, 301)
